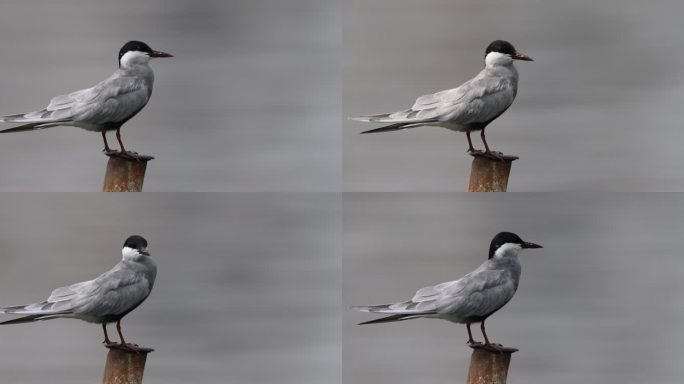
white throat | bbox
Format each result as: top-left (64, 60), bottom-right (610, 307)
top-left (485, 51), bottom-right (513, 68)
top-left (122, 246), bottom-right (142, 261)
top-left (120, 50), bottom-right (151, 68)
top-left (493, 243), bottom-right (522, 259)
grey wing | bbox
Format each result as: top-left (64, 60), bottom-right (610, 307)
top-left (71, 267), bottom-right (154, 318)
top-left (0, 280), bottom-right (96, 316)
top-left (349, 87), bottom-right (464, 126)
top-left (74, 77), bottom-right (151, 125)
top-left (0, 75), bottom-right (150, 126)
top-left (350, 74), bottom-right (516, 126)
top-left (1, 264), bottom-right (153, 320)
top-left (351, 279), bottom-right (464, 316)
top-left (435, 269), bottom-right (517, 319)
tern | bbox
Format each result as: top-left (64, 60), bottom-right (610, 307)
top-left (0, 235), bottom-right (156, 349)
top-left (351, 40), bottom-right (532, 156)
top-left (352, 232), bottom-right (542, 348)
top-left (0, 41), bottom-right (172, 155)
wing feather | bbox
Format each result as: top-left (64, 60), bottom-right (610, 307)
top-left (352, 267), bottom-right (516, 321)
top-left (0, 72), bottom-right (151, 127)
top-left (350, 68), bottom-right (517, 129)
top-left (0, 261), bottom-right (155, 321)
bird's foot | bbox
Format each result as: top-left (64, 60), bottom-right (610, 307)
top-left (105, 342), bottom-right (154, 354)
top-left (119, 342), bottom-right (141, 353)
top-left (469, 150), bottom-right (518, 162)
top-left (467, 339), bottom-right (483, 346)
top-left (119, 151), bottom-right (144, 162)
top-left (103, 150), bottom-right (154, 162)
top-left (116, 150), bottom-right (140, 160)
top-left (103, 149), bottom-right (126, 157)
top-left (483, 150), bottom-right (506, 162)
top-left (482, 342), bottom-right (506, 353)
top-left (469, 341), bottom-right (519, 353)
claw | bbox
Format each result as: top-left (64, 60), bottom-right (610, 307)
top-left (483, 150), bottom-right (506, 162)
top-left (483, 342), bottom-right (505, 353)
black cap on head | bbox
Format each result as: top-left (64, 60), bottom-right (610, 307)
top-left (119, 41), bottom-right (154, 62)
top-left (124, 235), bottom-right (148, 251)
top-left (485, 40), bottom-right (533, 62)
top-left (488, 232), bottom-right (541, 259)
top-left (485, 40), bottom-right (517, 57)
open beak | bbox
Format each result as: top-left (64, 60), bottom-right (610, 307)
top-left (513, 52), bottom-right (533, 61)
top-left (150, 50), bottom-right (173, 58)
top-left (522, 242), bottom-right (542, 249)
top-left (140, 249), bottom-right (151, 256)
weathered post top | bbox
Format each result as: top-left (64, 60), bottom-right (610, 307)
top-left (102, 152), bottom-right (154, 192)
top-left (466, 344), bottom-right (518, 384)
top-left (467, 151), bottom-right (518, 192)
top-left (102, 344), bottom-right (154, 384)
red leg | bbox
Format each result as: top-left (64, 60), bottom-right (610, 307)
top-left (480, 319), bottom-right (492, 345)
top-left (101, 131), bottom-right (112, 152)
top-left (116, 320), bottom-right (127, 346)
top-left (102, 323), bottom-right (112, 344)
top-left (466, 130), bottom-right (476, 152)
top-left (115, 128), bottom-right (128, 154)
top-left (480, 128), bottom-right (492, 153)
top-left (480, 319), bottom-right (505, 352)
top-left (113, 320), bottom-right (145, 352)
top-left (466, 323), bottom-right (476, 344)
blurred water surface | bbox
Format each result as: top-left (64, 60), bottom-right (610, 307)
top-left (0, 194), bottom-right (340, 384)
top-left (345, 194), bottom-right (684, 384)
top-left (0, 0), bottom-right (340, 191)
top-left (345, 0), bottom-right (684, 191)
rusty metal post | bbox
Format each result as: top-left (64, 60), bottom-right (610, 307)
top-left (466, 344), bottom-right (517, 384)
top-left (102, 344), bottom-right (154, 384)
top-left (102, 152), bottom-right (154, 192)
top-left (467, 152), bottom-right (518, 192)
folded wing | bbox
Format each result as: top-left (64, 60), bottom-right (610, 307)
top-left (0, 73), bottom-right (151, 131)
top-left (351, 72), bottom-right (516, 133)
top-left (352, 267), bottom-right (516, 324)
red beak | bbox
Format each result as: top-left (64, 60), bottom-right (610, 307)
top-left (140, 249), bottom-right (151, 256)
top-left (150, 50), bottom-right (173, 58)
top-left (513, 52), bottom-right (533, 61)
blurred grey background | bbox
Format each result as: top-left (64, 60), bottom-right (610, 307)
top-left (344, 0), bottom-right (684, 191)
top-left (0, 193), bottom-right (340, 384)
top-left (345, 193), bottom-right (684, 383)
top-left (0, 0), bottom-right (340, 191)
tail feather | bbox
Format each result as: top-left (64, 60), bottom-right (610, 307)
top-left (0, 301), bottom-right (54, 314)
top-left (0, 113), bottom-right (27, 121)
top-left (0, 123), bottom-right (45, 133)
top-left (0, 300), bottom-right (72, 316)
top-left (0, 314), bottom-right (45, 325)
top-left (350, 113), bottom-right (412, 133)
top-left (351, 304), bottom-right (436, 325)
top-left (0, 312), bottom-right (71, 325)
top-left (360, 123), bottom-right (411, 134)
top-left (358, 314), bottom-right (413, 325)
top-left (349, 113), bottom-right (394, 123)
top-left (0, 112), bottom-right (72, 133)
top-left (0, 108), bottom-right (57, 122)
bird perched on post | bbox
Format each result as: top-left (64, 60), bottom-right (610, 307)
top-left (0, 41), bottom-right (172, 157)
top-left (350, 40), bottom-right (532, 157)
top-left (0, 235), bottom-right (156, 351)
top-left (352, 232), bottom-right (542, 348)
